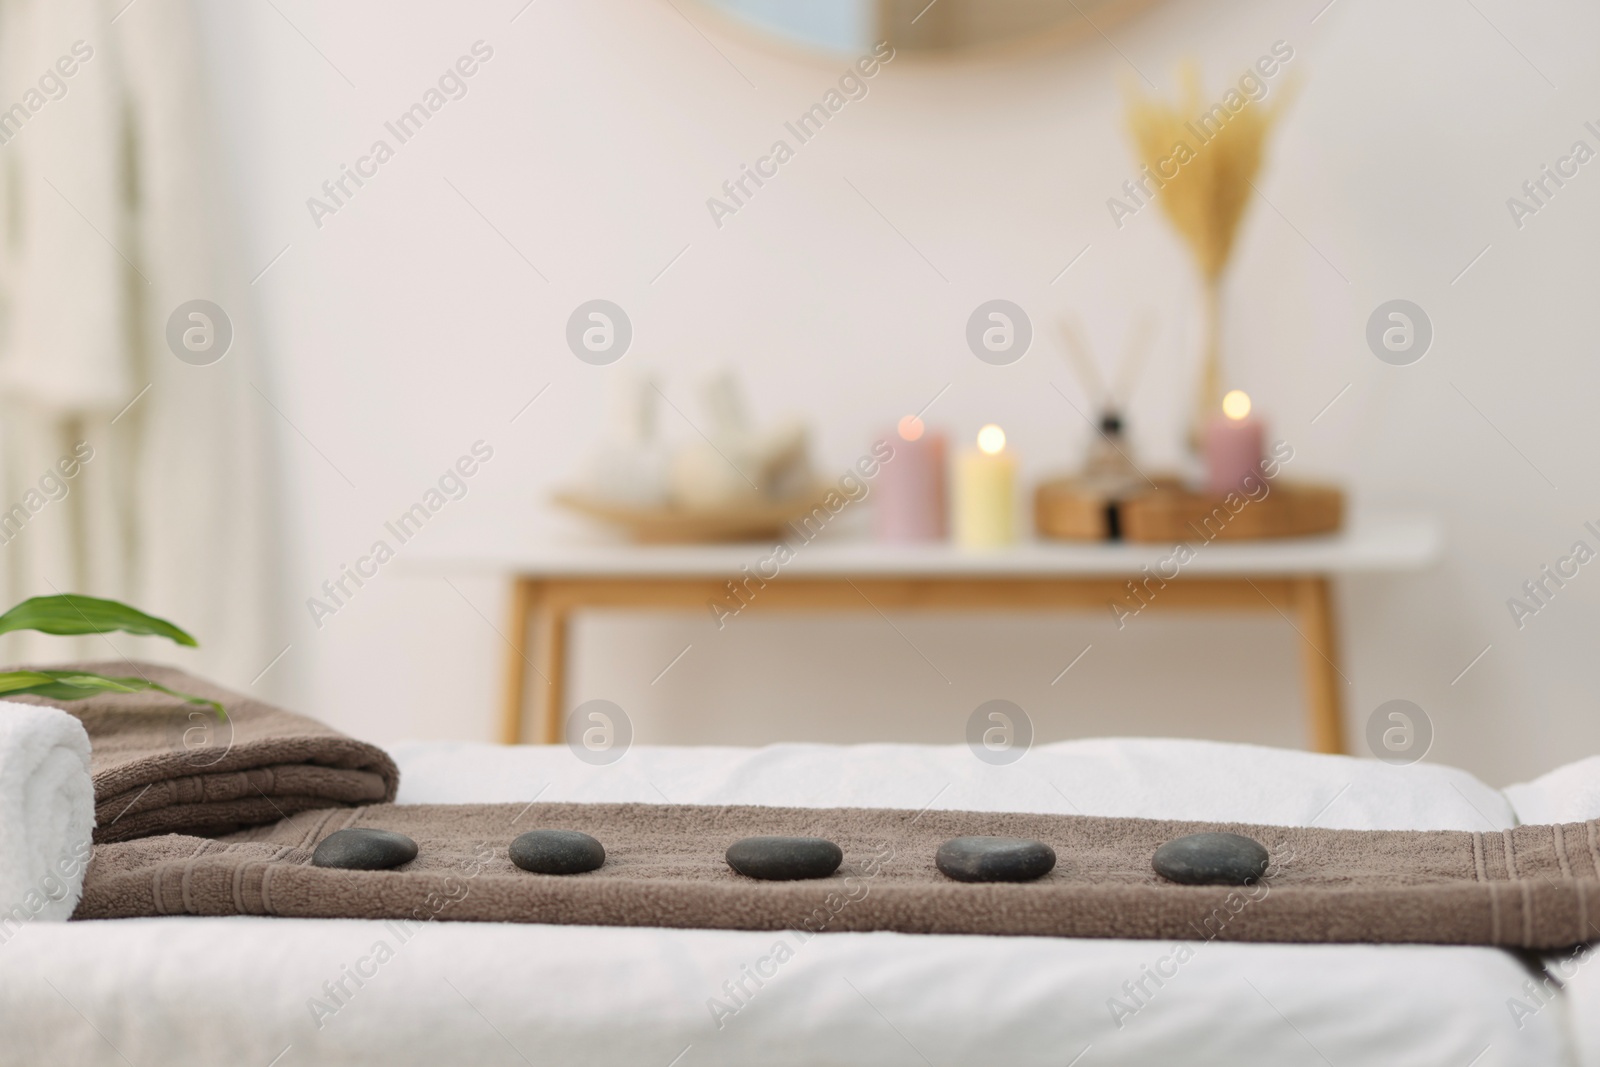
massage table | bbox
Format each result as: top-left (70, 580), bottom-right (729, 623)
top-left (3, 736), bottom-right (1594, 1065)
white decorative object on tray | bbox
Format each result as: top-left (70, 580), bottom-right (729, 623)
top-left (579, 370), bottom-right (670, 508)
top-left (667, 369), bottom-right (813, 508)
top-left (570, 368), bottom-right (817, 537)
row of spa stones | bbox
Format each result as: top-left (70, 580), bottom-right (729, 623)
top-left (311, 828), bottom-right (1271, 886)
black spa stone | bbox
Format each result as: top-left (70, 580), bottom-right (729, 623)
top-left (311, 828), bottom-right (418, 871)
top-left (1152, 832), bottom-right (1270, 886)
top-left (935, 836), bottom-right (1057, 883)
top-left (725, 836), bottom-right (842, 881)
top-left (509, 829), bottom-right (606, 875)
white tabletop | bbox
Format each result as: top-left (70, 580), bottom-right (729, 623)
top-left (409, 512), bottom-right (1440, 578)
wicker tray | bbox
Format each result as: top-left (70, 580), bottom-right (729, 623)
top-left (553, 487), bottom-right (830, 544)
top-left (1035, 476), bottom-right (1344, 543)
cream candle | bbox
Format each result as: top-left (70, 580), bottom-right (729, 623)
top-left (873, 416), bottom-right (948, 542)
top-left (1205, 390), bottom-right (1265, 494)
top-left (953, 424), bottom-right (1017, 548)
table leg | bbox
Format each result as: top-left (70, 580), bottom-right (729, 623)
top-left (497, 577), bottom-right (536, 745)
top-left (532, 594), bottom-right (569, 746)
top-left (1292, 575), bottom-right (1346, 755)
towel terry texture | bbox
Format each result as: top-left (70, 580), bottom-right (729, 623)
top-left (74, 800), bottom-right (1600, 948)
top-left (0, 702), bottom-right (94, 923)
top-left (12, 664), bottom-right (397, 843)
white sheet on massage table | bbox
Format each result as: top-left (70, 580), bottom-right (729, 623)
top-left (0, 738), bottom-right (1576, 1067)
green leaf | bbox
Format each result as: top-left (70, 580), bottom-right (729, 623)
top-left (0, 595), bottom-right (198, 647)
top-left (0, 670), bottom-right (63, 694)
top-left (0, 669), bottom-right (225, 720)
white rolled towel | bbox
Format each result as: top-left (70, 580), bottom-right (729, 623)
top-left (0, 701), bottom-right (95, 932)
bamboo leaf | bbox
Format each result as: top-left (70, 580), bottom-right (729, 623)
top-left (0, 595), bottom-right (198, 647)
top-left (0, 669), bottom-right (225, 720)
top-left (0, 670), bottom-right (63, 694)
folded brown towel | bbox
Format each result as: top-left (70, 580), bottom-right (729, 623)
top-left (74, 801), bottom-right (1600, 947)
top-left (10, 663), bottom-right (398, 843)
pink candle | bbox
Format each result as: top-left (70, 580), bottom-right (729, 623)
top-left (873, 416), bottom-right (948, 542)
top-left (1205, 390), bottom-right (1265, 494)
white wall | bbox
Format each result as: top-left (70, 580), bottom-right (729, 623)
top-left (193, 0), bottom-right (1600, 786)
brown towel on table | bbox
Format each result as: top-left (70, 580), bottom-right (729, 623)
top-left (10, 663), bottom-right (397, 843)
top-left (75, 801), bottom-right (1600, 948)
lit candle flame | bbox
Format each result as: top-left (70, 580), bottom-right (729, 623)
top-left (897, 415), bottom-right (924, 442)
top-left (1222, 390), bottom-right (1252, 421)
top-left (977, 424), bottom-right (1006, 455)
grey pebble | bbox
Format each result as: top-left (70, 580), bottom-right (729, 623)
top-left (1152, 832), bottom-right (1270, 886)
top-left (311, 828), bottom-right (418, 871)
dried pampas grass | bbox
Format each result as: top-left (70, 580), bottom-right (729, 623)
top-left (1125, 67), bottom-right (1291, 443)
top-left (1126, 66), bottom-right (1286, 280)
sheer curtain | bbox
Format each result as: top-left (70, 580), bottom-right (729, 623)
top-left (0, 0), bottom-right (281, 683)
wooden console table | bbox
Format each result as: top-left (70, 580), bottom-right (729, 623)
top-left (415, 514), bottom-right (1439, 753)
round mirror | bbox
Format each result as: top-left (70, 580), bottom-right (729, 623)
top-left (695, 0), bottom-right (1158, 59)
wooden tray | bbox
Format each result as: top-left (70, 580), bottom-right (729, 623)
top-left (1035, 476), bottom-right (1344, 543)
top-left (553, 488), bottom-right (830, 544)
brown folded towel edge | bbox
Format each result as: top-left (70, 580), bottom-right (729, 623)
top-left (5, 662), bottom-right (399, 842)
